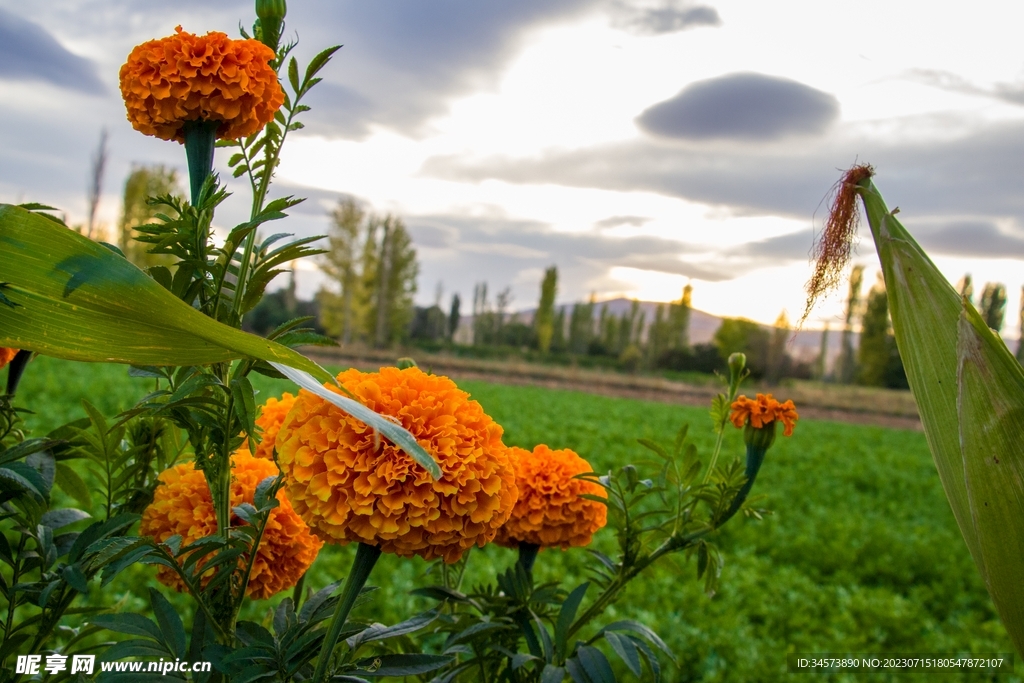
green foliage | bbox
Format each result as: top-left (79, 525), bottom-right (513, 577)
top-left (411, 411), bottom-right (755, 682)
top-left (8, 360), bottom-right (1021, 680)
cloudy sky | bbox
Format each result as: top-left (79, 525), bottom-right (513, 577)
top-left (4, 1), bottom-right (1024, 333)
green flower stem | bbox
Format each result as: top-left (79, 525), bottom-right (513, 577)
top-left (702, 353), bottom-right (747, 485)
top-left (312, 543), bottom-right (383, 683)
top-left (569, 435), bottom-right (770, 644)
top-left (566, 526), bottom-right (710, 642)
top-left (4, 350), bottom-right (31, 396)
top-left (718, 435), bottom-right (770, 526)
top-left (702, 428), bottom-right (728, 486)
top-left (182, 120), bottom-right (219, 205)
top-left (517, 542), bottom-right (540, 578)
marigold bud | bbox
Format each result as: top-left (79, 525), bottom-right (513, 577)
top-left (256, 0), bottom-right (287, 52)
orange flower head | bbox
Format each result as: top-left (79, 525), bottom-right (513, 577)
top-left (245, 392), bottom-right (296, 460)
top-left (0, 348), bottom-right (17, 370)
top-left (140, 450), bottom-right (322, 600)
top-left (119, 27), bottom-right (284, 143)
top-left (729, 393), bottom-right (798, 437)
top-left (275, 367), bottom-right (518, 563)
top-left (495, 445), bottom-right (607, 550)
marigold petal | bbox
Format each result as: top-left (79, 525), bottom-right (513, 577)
top-left (0, 348), bottom-right (18, 370)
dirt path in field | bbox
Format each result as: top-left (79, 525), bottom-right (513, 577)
top-left (305, 349), bottom-right (923, 432)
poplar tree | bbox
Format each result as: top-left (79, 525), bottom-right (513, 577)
top-left (980, 282), bottom-right (1007, 333)
top-left (568, 294), bottom-right (595, 355)
top-left (535, 266), bottom-right (558, 353)
top-left (448, 293), bottom-right (461, 342)
top-left (815, 323), bottom-right (830, 380)
top-left (837, 265), bottom-right (864, 384)
top-left (551, 307), bottom-right (567, 352)
top-left (318, 198), bottom-right (364, 343)
top-left (857, 279), bottom-right (891, 386)
top-left (119, 165), bottom-right (180, 268)
top-left (668, 284), bottom-right (693, 350)
top-left (766, 310), bottom-right (790, 384)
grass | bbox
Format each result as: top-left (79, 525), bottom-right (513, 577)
top-left (8, 356), bottom-right (1022, 681)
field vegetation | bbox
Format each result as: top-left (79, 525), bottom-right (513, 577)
top-left (12, 356), bottom-right (1020, 681)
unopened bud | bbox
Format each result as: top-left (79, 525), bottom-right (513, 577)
top-left (255, 0), bottom-right (286, 52)
top-left (727, 352), bottom-right (747, 396)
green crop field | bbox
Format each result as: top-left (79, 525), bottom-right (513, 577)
top-left (9, 356), bottom-right (1022, 681)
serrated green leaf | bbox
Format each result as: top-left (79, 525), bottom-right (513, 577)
top-left (605, 631), bottom-right (642, 677)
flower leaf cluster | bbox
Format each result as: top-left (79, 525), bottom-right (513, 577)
top-left (409, 415), bottom-right (764, 682)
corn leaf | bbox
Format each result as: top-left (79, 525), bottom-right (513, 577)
top-left (857, 178), bottom-right (1024, 653)
top-left (956, 305), bottom-right (1024, 650)
top-left (0, 204), bottom-right (331, 382)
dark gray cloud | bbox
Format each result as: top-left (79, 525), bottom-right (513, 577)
top-left (610, 1), bottom-right (720, 35)
top-left (0, 7), bottom-right (104, 94)
top-left (3, 1), bottom-right (611, 138)
top-left (905, 219), bottom-right (1024, 258)
top-left (287, 0), bottom-right (607, 138)
top-left (730, 229), bottom-right (816, 261)
top-left (422, 117), bottom-right (1024, 247)
top-left (636, 72), bottom-right (839, 141)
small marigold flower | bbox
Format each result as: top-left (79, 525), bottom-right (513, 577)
top-left (494, 445), bottom-right (607, 550)
top-left (119, 27), bottom-right (284, 143)
top-left (730, 393), bottom-right (798, 437)
top-left (0, 348), bottom-right (17, 370)
top-left (140, 450), bottom-right (322, 600)
top-left (275, 367), bottom-right (518, 563)
top-left (241, 392), bottom-right (296, 460)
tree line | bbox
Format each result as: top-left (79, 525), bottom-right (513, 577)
top-left (109, 170), bottom-right (1024, 387)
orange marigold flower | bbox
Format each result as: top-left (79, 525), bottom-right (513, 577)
top-left (242, 392), bottom-right (296, 460)
top-left (140, 450), bottom-right (322, 600)
top-left (730, 393), bottom-right (798, 436)
top-left (494, 445), bottom-right (607, 550)
top-left (0, 348), bottom-right (17, 370)
top-left (119, 27), bottom-right (284, 143)
top-left (275, 367), bottom-right (518, 563)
